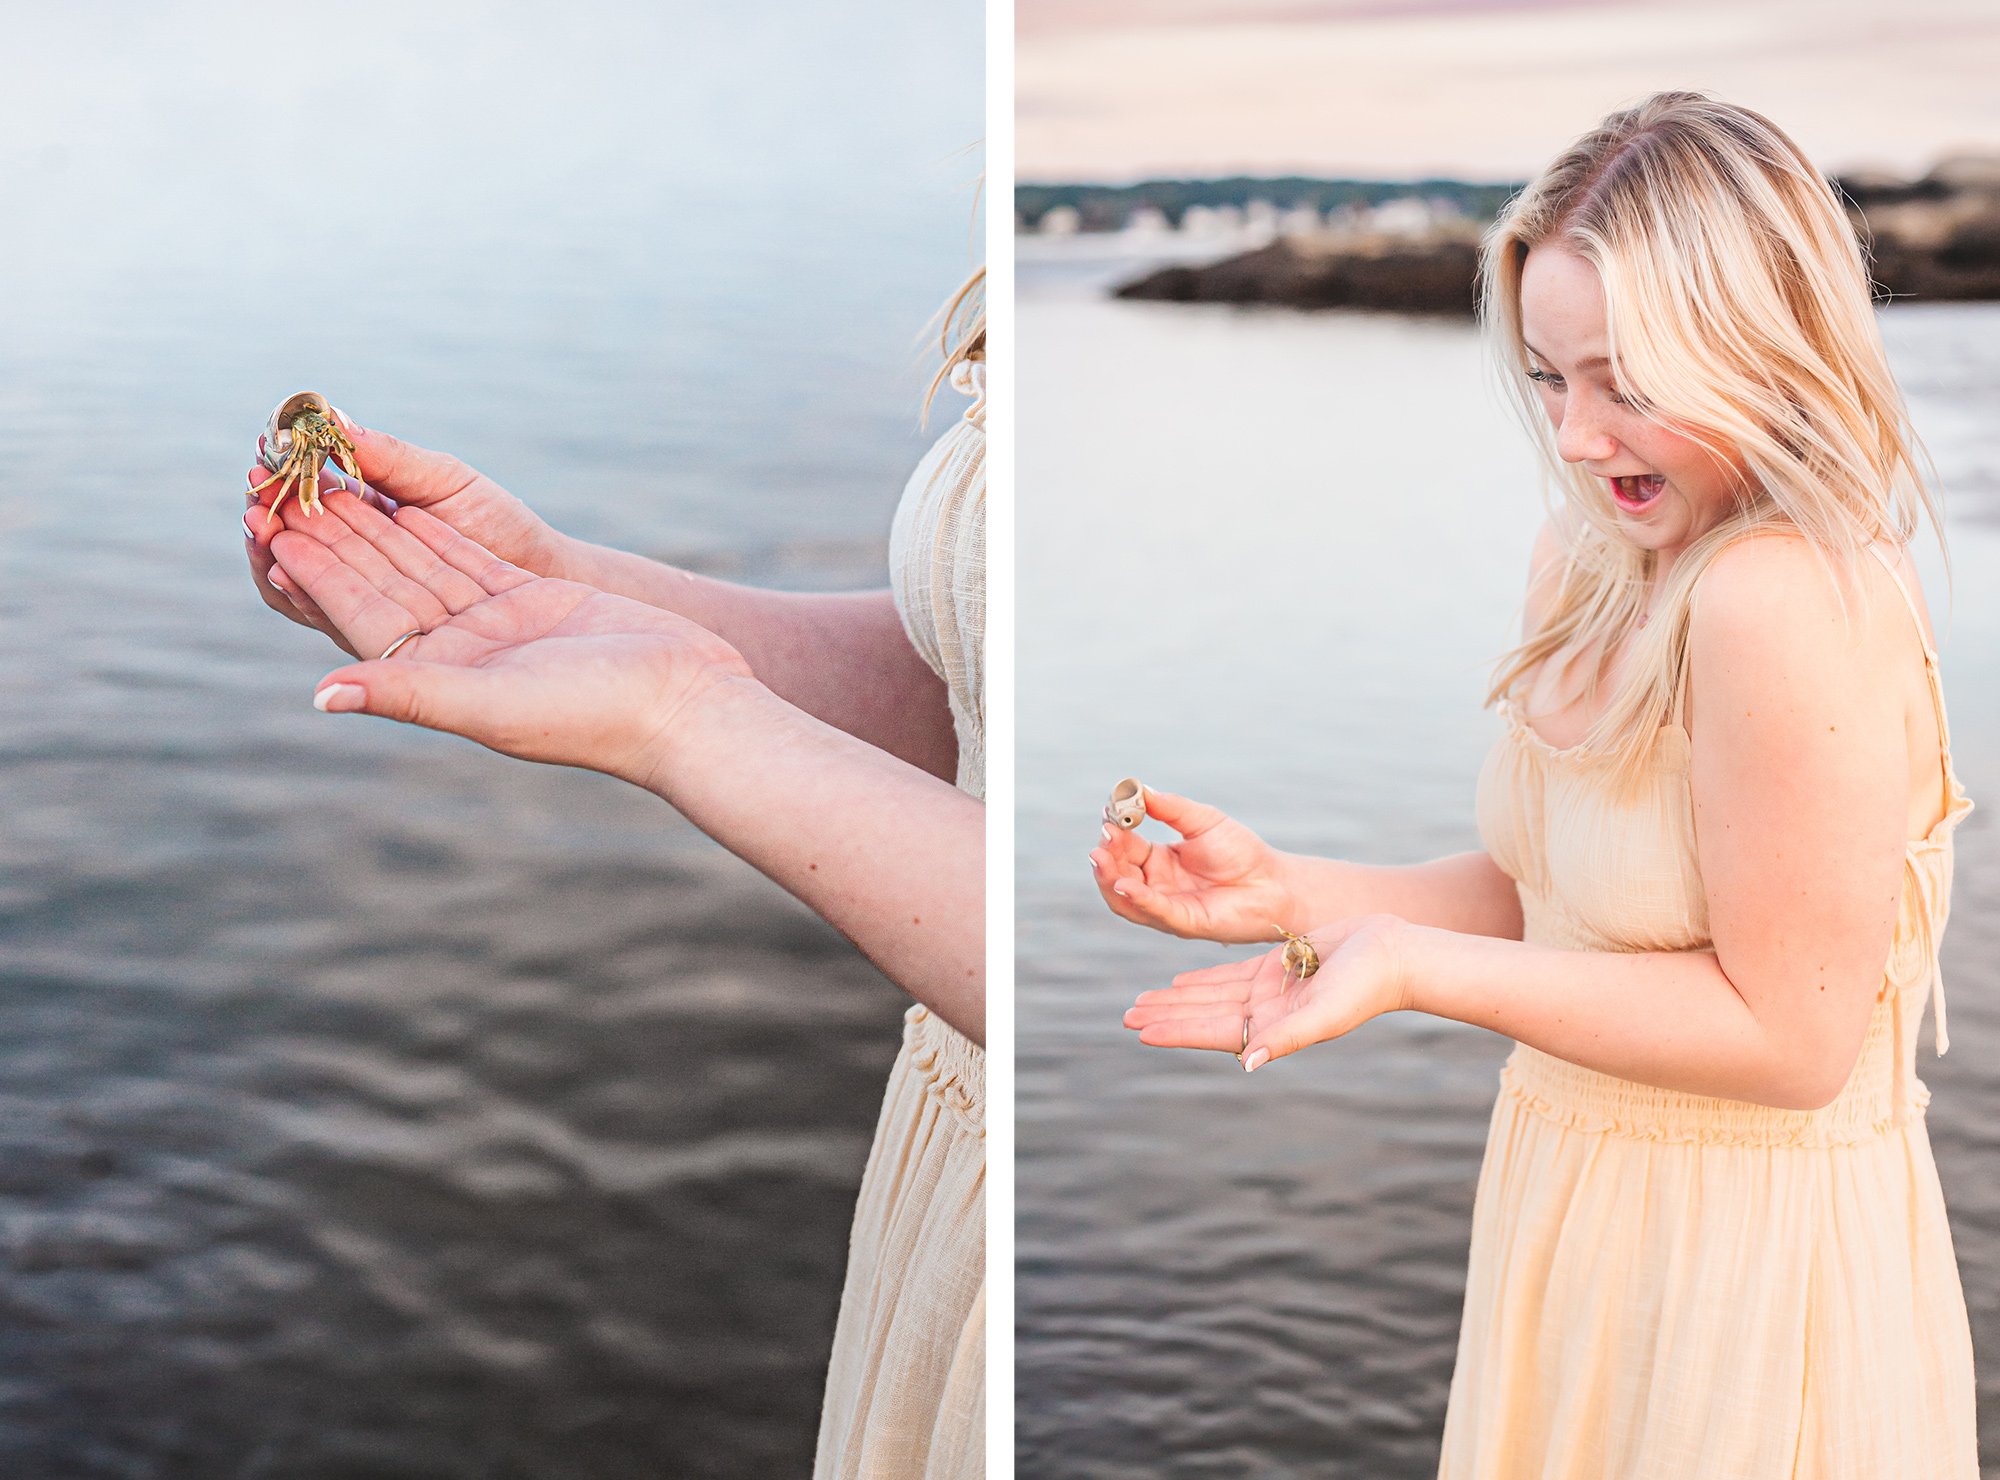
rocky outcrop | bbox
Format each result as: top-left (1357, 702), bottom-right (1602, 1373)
top-left (1111, 158), bottom-right (2000, 313)
top-left (1115, 234), bottom-right (1482, 314)
top-left (1842, 157), bottom-right (2000, 302)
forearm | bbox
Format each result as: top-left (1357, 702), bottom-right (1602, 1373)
top-left (558, 537), bottom-right (957, 782)
top-left (1278, 850), bottom-right (1524, 939)
top-left (1401, 925), bottom-right (1831, 1110)
top-left (642, 674), bottom-right (984, 1045)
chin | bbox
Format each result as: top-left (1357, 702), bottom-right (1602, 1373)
top-left (1608, 496), bottom-right (1697, 553)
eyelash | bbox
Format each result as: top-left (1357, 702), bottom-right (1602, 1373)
top-left (1526, 367), bottom-right (1635, 407)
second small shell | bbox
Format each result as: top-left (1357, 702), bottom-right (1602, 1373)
top-left (1106, 777), bottom-right (1147, 830)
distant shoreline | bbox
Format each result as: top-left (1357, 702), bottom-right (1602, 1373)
top-left (1019, 163), bottom-right (2000, 312)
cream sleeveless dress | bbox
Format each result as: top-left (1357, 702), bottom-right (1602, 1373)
top-left (1441, 542), bottom-right (1977, 1478)
top-left (815, 359), bottom-right (986, 1479)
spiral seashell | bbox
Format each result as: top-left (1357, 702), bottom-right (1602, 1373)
top-left (259, 391), bottom-right (342, 473)
top-left (1107, 777), bottom-right (1147, 830)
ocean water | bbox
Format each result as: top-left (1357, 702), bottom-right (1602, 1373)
top-left (0, 4), bottom-right (980, 1476)
top-left (1015, 248), bottom-right (2000, 1477)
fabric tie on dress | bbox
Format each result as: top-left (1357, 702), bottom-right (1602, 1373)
top-left (1888, 846), bottom-right (1953, 1129)
top-left (949, 359), bottom-right (986, 430)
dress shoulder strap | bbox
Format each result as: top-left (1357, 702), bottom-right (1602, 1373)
top-left (1863, 542), bottom-right (1939, 660)
top-left (1862, 542), bottom-right (1954, 763)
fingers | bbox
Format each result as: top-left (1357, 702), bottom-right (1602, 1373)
top-left (251, 456), bottom-right (497, 619)
top-left (324, 459), bottom-right (400, 518)
top-left (1241, 985), bottom-right (1357, 1073)
top-left (1088, 852), bottom-right (1186, 933)
top-left (1095, 816), bottom-right (1152, 869)
top-left (269, 529), bottom-right (432, 662)
top-left (313, 487), bottom-right (491, 613)
top-left (1123, 955), bottom-right (1263, 1029)
top-left (335, 418), bottom-right (481, 508)
top-left (1142, 787), bottom-right (1230, 839)
top-left (1167, 954), bottom-right (1269, 988)
top-left (266, 494), bottom-right (459, 631)
top-left (1134, 1011), bottom-right (1252, 1053)
top-left (392, 505), bottom-right (536, 597)
top-left (311, 657), bottom-right (498, 740)
top-left (244, 471), bottom-right (360, 655)
top-left (1124, 993), bottom-right (1250, 1033)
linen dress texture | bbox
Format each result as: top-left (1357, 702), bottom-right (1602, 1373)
top-left (815, 359), bottom-right (986, 1480)
top-left (1439, 542), bottom-right (1977, 1479)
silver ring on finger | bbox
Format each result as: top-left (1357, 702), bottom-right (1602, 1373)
top-left (1235, 1015), bottom-right (1249, 1064)
top-left (377, 628), bottom-right (425, 661)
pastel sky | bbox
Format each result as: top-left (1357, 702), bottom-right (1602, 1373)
top-left (1018, 0), bottom-right (2000, 182)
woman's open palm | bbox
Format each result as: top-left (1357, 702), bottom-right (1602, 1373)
top-left (259, 484), bottom-right (750, 786)
top-left (1089, 788), bottom-right (1297, 943)
top-left (1121, 914), bottom-right (1411, 1069)
top-left (243, 420), bottom-right (567, 647)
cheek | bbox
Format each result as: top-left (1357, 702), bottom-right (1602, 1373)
top-left (1637, 426), bottom-right (1709, 484)
top-left (1666, 436), bottom-right (1744, 501)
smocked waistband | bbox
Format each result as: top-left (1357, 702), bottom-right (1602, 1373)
top-left (1498, 1041), bottom-right (1926, 1149)
top-left (902, 1004), bottom-right (985, 1132)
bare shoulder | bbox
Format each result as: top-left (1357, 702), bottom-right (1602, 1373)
top-left (1688, 531), bottom-right (1906, 728)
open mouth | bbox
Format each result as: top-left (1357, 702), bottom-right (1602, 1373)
top-left (1611, 474), bottom-right (1665, 509)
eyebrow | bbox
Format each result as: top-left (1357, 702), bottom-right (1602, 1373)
top-left (1523, 341), bottom-right (1611, 371)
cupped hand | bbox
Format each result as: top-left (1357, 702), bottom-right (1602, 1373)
top-left (242, 410), bottom-right (569, 644)
top-left (1088, 786), bottom-right (1299, 943)
top-left (260, 482), bottom-right (752, 787)
top-left (1121, 914), bottom-right (1412, 1070)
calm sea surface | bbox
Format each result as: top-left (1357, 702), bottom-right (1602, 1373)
top-left (1016, 243), bottom-right (2000, 1477)
top-left (0, 5), bottom-right (978, 1476)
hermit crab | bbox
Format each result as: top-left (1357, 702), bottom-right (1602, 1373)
top-left (251, 391), bottom-right (363, 527)
top-left (1274, 926), bottom-right (1322, 987)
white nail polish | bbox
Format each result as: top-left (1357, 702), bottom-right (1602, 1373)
top-left (313, 683), bottom-right (365, 713)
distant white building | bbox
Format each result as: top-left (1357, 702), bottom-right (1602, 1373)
top-left (1038, 205), bottom-right (1080, 237)
top-left (1279, 203), bottom-right (1324, 236)
top-left (1367, 197), bottom-right (1436, 237)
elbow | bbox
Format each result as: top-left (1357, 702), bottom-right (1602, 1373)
top-left (1768, 1039), bottom-right (1866, 1113)
top-left (1772, 1080), bottom-right (1842, 1114)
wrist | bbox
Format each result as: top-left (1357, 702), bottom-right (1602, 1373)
top-left (1268, 850), bottom-right (1310, 935)
top-left (1393, 920), bottom-right (1442, 1016)
top-left (541, 530), bottom-right (599, 585)
top-left (629, 664), bottom-right (771, 798)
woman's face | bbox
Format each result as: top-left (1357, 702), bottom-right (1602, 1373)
top-left (1517, 245), bottom-right (1750, 561)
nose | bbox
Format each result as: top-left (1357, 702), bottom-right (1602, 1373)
top-left (1554, 396), bottom-right (1619, 466)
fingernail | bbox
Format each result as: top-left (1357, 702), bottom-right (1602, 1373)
top-left (313, 684), bottom-right (365, 713)
top-left (1244, 1048), bottom-right (1270, 1073)
top-left (268, 567), bottom-right (293, 593)
top-left (1100, 824), bottom-right (1113, 842)
top-left (330, 405), bottom-right (359, 433)
top-left (1111, 885), bottom-right (1127, 898)
top-left (243, 509), bottom-right (263, 540)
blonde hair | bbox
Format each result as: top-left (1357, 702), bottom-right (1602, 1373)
top-left (1482, 91), bottom-right (1944, 794)
top-left (923, 263), bottom-right (986, 422)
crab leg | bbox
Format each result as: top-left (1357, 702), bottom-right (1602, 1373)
top-left (306, 449), bottom-right (329, 515)
top-left (334, 446), bottom-right (364, 496)
top-left (262, 459), bottom-right (303, 528)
